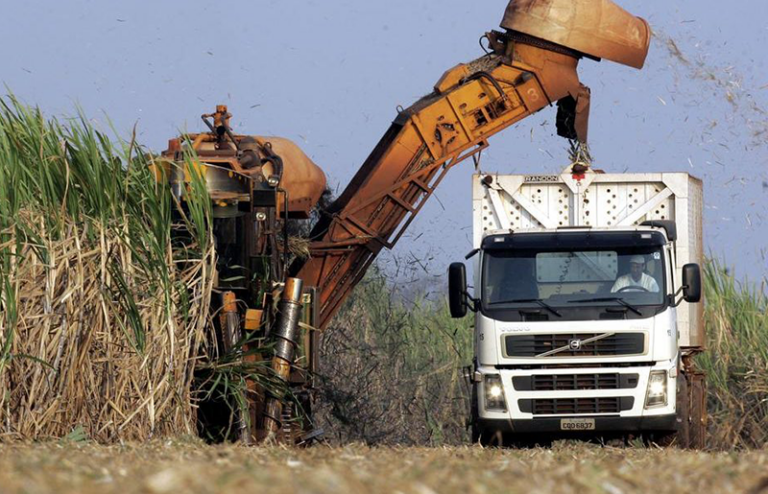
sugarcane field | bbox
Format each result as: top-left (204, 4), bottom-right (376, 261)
top-left (1, 1), bottom-right (767, 493)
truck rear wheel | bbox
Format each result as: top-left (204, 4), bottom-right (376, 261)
top-left (687, 369), bottom-right (707, 449)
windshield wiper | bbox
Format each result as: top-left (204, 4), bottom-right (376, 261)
top-left (568, 297), bottom-right (642, 316)
top-left (488, 298), bottom-right (562, 318)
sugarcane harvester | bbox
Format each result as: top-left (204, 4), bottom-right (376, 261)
top-left (155, 0), bottom-right (651, 443)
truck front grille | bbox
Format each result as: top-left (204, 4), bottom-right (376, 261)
top-left (513, 373), bottom-right (639, 391)
top-left (518, 397), bottom-right (635, 415)
top-left (504, 333), bottom-right (645, 358)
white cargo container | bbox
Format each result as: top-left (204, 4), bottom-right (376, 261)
top-left (449, 165), bottom-right (706, 448)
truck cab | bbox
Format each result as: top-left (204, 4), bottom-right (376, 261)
top-left (450, 167), bottom-right (706, 447)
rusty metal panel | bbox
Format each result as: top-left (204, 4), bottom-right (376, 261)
top-left (254, 137), bottom-right (327, 217)
top-left (501, 0), bottom-right (651, 69)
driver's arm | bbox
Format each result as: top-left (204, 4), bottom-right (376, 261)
top-left (649, 277), bottom-right (660, 293)
top-left (611, 276), bottom-right (625, 293)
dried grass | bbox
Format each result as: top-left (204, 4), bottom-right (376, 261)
top-left (315, 269), bottom-right (473, 446)
top-left (1, 441), bottom-right (768, 494)
top-left (287, 235), bottom-right (311, 261)
top-left (0, 213), bottom-right (214, 440)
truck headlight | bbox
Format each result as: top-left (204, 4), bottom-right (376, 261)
top-left (645, 370), bottom-right (668, 408)
top-left (484, 375), bottom-right (507, 412)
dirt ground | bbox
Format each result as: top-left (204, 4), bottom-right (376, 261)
top-left (1, 440), bottom-right (767, 494)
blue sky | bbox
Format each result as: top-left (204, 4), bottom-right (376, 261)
top-left (2, 0), bottom-right (766, 287)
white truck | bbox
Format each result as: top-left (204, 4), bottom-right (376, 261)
top-left (449, 164), bottom-right (706, 448)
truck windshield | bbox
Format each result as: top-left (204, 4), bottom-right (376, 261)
top-left (482, 246), bottom-right (665, 309)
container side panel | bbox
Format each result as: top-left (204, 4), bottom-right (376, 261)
top-left (676, 176), bottom-right (704, 348)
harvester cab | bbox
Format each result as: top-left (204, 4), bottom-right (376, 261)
top-left (161, 105), bottom-right (327, 220)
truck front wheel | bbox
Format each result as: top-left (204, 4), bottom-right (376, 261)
top-left (647, 368), bottom-right (706, 449)
top-left (470, 386), bottom-right (505, 447)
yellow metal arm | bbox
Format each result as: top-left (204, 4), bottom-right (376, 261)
top-left (294, 36), bottom-right (596, 330)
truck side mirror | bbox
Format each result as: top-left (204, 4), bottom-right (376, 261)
top-left (448, 262), bottom-right (468, 318)
top-left (682, 263), bottom-right (702, 303)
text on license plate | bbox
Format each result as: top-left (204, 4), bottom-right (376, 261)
top-left (560, 418), bottom-right (595, 431)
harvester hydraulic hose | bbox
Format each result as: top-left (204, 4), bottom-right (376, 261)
top-left (278, 187), bottom-right (290, 280)
top-left (461, 71), bottom-right (508, 101)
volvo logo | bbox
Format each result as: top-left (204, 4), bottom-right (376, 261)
top-left (568, 339), bottom-right (582, 351)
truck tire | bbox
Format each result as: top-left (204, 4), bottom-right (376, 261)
top-left (647, 371), bottom-right (689, 448)
top-left (676, 371), bottom-right (692, 448)
top-left (470, 385), bottom-right (480, 444)
top-left (648, 369), bottom-right (707, 449)
top-left (469, 386), bottom-right (505, 447)
top-left (471, 420), bottom-right (504, 447)
top-left (687, 371), bottom-right (707, 450)
top-left (504, 433), bottom-right (552, 449)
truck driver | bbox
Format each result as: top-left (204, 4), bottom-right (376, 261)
top-left (611, 255), bottom-right (659, 293)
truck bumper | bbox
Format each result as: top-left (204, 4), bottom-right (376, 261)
top-left (477, 414), bottom-right (676, 434)
top-left (475, 361), bottom-right (679, 434)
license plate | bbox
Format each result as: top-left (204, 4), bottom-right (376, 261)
top-left (560, 418), bottom-right (595, 431)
